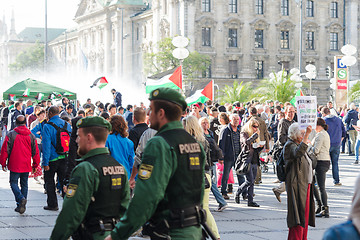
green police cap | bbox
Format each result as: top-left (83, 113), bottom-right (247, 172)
top-left (76, 116), bottom-right (112, 131)
top-left (149, 87), bottom-right (187, 111)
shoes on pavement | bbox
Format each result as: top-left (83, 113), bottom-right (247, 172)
top-left (43, 206), bottom-right (59, 211)
top-left (248, 202), bottom-right (260, 207)
top-left (349, 153), bottom-right (355, 156)
top-left (14, 206), bottom-right (20, 213)
top-left (354, 160), bottom-right (359, 164)
top-left (235, 195), bottom-right (240, 204)
top-left (272, 188), bottom-right (281, 202)
top-left (334, 182), bottom-right (342, 186)
top-left (222, 194), bottom-right (230, 200)
top-left (18, 198), bottom-right (27, 214)
top-left (341, 151), bottom-right (345, 154)
top-left (215, 204), bottom-right (228, 212)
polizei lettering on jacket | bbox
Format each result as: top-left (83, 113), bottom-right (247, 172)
top-left (179, 143), bottom-right (201, 154)
top-left (102, 166), bottom-right (125, 176)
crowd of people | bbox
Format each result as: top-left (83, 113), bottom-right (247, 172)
top-left (0, 86), bottom-right (360, 239)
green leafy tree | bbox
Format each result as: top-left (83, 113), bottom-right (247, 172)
top-left (9, 43), bottom-right (44, 74)
top-left (349, 81), bottom-right (360, 102)
top-left (219, 81), bottom-right (253, 104)
top-left (253, 70), bottom-right (300, 103)
top-left (143, 37), bottom-right (211, 79)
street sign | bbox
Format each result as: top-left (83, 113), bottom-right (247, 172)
top-left (334, 56), bottom-right (348, 107)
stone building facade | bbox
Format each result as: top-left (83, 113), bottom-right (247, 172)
top-left (13, 0), bottom-right (360, 103)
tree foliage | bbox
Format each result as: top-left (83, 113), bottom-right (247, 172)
top-left (349, 81), bottom-right (360, 102)
top-left (9, 43), bottom-right (44, 74)
top-left (143, 37), bottom-right (211, 79)
top-left (219, 81), bottom-right (253, 104)
top-left (253, 70), bottom-right (300, 103)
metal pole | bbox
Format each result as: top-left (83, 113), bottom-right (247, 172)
top-left (299, 0), bottom-right (303, 72)
top-left (64, 31), bottom-right (67, 69)
top-left (121, 8), bottom-right (124, 77)
top-left (44, 0), bottom-right (48, 74)
top-left (310, 78), bottom-right (312, 96)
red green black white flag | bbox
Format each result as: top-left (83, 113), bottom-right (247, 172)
top-left (90, 77), bottom-right (108, 89)
top-left (23, 88), bottom-right (30, 97)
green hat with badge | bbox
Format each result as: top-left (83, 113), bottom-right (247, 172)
top-left (149, 87), bottom-right (187, 111)
top-left (76, 116), bottom-right (112, 131)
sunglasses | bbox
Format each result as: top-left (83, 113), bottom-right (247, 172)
top-left (252, 125), bottom-right (259, 128)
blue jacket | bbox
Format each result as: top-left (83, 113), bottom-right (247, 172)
top-left (219, 124), bottom-right (240, 162)
top-left (324, 115), bottom-right (346, 147)
top-left (124, 111), bottom-right (134, 131)
top-left (114, 92), bottom-right (122, 107)
top-left (344, 109), bottom-right (359, 131)
top-left (31, 120), bottom-right (47, 139)
top-left (106, 133), bottom-right (134, 179)
top-left (42, 115), bottom-right (72, 166)
top-left (323, 220), bottom-right (360, 240)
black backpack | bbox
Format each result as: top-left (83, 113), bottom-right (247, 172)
top-left (47, 122), bottom-right (70, 155)
top-left (271, 143), bottom-right (286, 182)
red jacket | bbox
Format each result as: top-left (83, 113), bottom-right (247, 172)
top-left (0, 125), bottom-right (40, 173)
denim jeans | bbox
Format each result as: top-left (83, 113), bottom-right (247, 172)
top-left (221, 161), bottom-right (234, 195)
top-left (342, 133), bottom-right (348, 153)
top-left (236, 164), bottom-right (258, 203)
top-left (211, 165), bottom-right (227, 206)
top-left (329, 145), bottom-right (341, 184)
top-left (355, 139), bottom-right (360, 161)
top-left (314, 161), bottom-right (330, 206)
top-left (9, 172), bottom-right (29, 206)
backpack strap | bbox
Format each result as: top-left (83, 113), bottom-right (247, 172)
top-left (46, 121), bottom-right (60, 149)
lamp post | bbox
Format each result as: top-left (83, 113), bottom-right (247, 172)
top-left (172, 36), bottom-right (189, 93)
top-left (305, 64), bottom-right (317, 96)
top-left (340, 44), bottom-right (357, 105)
top-left (44, 0), bottom-right (48, 75)
top-left (296, 0), bottom-right (304, 71)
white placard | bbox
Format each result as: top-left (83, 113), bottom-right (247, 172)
top-left (295, 96), bottom-right (317, 130)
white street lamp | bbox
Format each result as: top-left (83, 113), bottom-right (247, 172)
top-left (340, 43), bottom-right (357, 105)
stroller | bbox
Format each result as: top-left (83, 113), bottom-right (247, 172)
top-left (260, 152), bottom-right (276, 174)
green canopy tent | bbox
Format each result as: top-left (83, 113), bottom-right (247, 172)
top-left (3, 78), bottom-right (76, 101)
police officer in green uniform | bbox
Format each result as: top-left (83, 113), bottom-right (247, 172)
top-left (50, 116), bottom-right (130, 240)
top-left (105, 87), bottom-right (207, 240)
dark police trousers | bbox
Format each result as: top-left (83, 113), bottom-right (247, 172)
top-left (44, 158), bottom-right (66, 208)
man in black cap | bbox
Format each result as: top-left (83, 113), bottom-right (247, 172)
top-left (51, 116), bottom-right (130, 240)
top-left (106, 87), bottom-right (207, 240)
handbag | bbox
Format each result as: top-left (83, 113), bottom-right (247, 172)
top-left (235, 158), bottom-right (251, 175)
top-left (307, 151), bottom-right (318, 169)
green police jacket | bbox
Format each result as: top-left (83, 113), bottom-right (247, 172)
top-left (111, 121), bottom-right (206, 240)
top-left (50, 148), bottom-right (130, 240)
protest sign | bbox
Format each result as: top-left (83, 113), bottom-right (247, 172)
top-left (295, 96), bottom-right (317, 130)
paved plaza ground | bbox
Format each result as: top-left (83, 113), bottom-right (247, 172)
top-left (0, 153), bottom-right (357, 239)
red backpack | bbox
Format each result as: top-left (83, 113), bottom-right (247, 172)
top-left (47, 122), bottom-right (70, 155)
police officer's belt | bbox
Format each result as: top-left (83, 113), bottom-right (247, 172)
top-left (168, 205), bottom-right (205, 229)
top-left (85, 217), bottom-right (119, 234)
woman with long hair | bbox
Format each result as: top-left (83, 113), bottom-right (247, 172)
top-left (235, 118), bottom-right (262, 207)
top-left (183, 116), bottom-right (220, 240)
top-left (105, 115), bottom-right (134, 178)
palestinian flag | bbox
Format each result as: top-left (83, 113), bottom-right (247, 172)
top-left (23, 88), bottom-right (30, 97)
top-left (169, 66), bottom-right (182, 89)
top-left (64, 92), bottom-right (74, 96)
top-left (201, 80), bottom-right (214, 101)
top-left (53, 92), bottom-right (62, 97)
top-left (91, 77), bottom-right (108, 89)
top-left (290, 89), bottom-right (304, 106)
top-left (186, 90), bottom-right (209, 106)
top-left (37, 93), bottom-right (44, 100)
top-left (9, 94), bottom-right (15, 101)
top-left (146, 75), bottom-right (180, 93)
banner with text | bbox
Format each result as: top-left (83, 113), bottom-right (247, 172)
top-left (296, 96), bottom-right (317, 130)
top-left (334, 56), bottom-right (348, 108)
